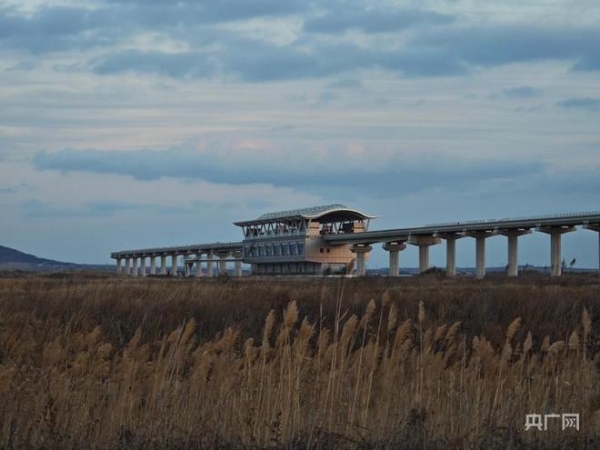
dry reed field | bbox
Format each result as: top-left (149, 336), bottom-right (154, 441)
top-left (1, 273), bottom-right (600, 449)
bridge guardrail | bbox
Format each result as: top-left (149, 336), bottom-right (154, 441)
top-left (425, 211), bottom-right (600, 228)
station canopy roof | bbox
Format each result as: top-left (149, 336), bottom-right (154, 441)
top-left (234, 204), bottom-right (377, 226)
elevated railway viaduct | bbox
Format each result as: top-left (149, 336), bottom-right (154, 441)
top-left (111, 206), bottom-right (600, 279)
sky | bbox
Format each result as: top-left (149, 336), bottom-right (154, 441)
top-left (0, 0), bottom-right (599, 269)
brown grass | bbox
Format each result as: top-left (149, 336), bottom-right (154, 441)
top-left (0, 273), bottom-right (600, 449)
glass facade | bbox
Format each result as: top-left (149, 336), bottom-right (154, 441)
top-left (244, 240), bottom-right (306, 260)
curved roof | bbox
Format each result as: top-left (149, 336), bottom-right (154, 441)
top-left (234, 204), bottom-right (376, 226)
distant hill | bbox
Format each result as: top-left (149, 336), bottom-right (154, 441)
top-left (0, 245), bottom-right (78, 271)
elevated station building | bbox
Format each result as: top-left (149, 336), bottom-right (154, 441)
top-left (233, 204), bottom-right (376, 275)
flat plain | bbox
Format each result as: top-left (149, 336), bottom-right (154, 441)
top-left (1, 272), bottom-right (599, 449)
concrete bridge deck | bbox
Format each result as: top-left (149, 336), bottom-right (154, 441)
top-left (323, 211), bottom-right (600, 244)
top-left (110, 241), bottom-right (243, 259)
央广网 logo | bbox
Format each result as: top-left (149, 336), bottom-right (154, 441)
top-left (525, 413), bottom-right (579, 431)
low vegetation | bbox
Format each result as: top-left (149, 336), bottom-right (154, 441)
top-left (1, 274), bottom-right (599, 449)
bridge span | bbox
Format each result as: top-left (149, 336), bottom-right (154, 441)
top-left (111, 242), bottom-right (243, 277)
top-left (324, 211), bottom-right (600, 278)
top-left (111, 209), bottom-right (600, 278)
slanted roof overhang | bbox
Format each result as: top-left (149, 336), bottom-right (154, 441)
top-left (233, 204), bottom-right (377, 227)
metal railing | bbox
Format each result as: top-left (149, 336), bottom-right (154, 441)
top-left (425, 211), bottom-right (600, 228)
top-left (112, 241), bottom-right (242, 256)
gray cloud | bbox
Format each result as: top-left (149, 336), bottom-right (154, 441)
top-left (304, 7), bottom-right (454, 34)
top-left (2, 2), bottom-right (597, 82)
top-left (5, 60), bottom-right (39, 71)
top-left (0, 6), bottom-right (96, 37)
top-left (502, 86), bottom-right (540, 99)
top-left (413, 25), bottom-right (600, 71)
top-left (0, 1), bottom-right (308, 55)
top-left (20, 199), bottom-right (103, 219)
top-left (317, 90), bottom-right (338, 105)
top-left (0, 5), bottom-right (118, 53)
top-left (86, 19), bottom-right (597, 82)
top-left (19, 198), bottom-right (204, 219)
top-left (572, 51), bottom-right (600, 71)
top-left (381, 48), bottom-right (467, 77)
top-left (327, 78), bottom-right (363, 89)
top-left (0, 183), bottom-right (32, 194)
top-left (224, 41), bottom-right (468, 80)
top-left (91, 39), bottom-right (468, 81)
top-left (557, 97), bottom-right (600, 111)
top-left (104, 0), bottom-right (307, 23)
top-left (31, 147), bottom-right (547, 197)
top-left (92, 50), bottom-right (214, 78)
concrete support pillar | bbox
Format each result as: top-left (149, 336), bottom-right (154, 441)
top-left (446, 239), bottom-right (457, 277)
top-left (382, 242), bottom-right (406, 277)
top-left (150, 256), bottom-right (156, 275)
top-left (466, 231), bottom-right (496, 280)
top-left (383, 241), bottom-right (406, 277)
top-left (182, 254), bottom-right (191, 277)
top-left (438, 233), bottom-right (464, 278)
top-left (475, 237), bottom-right (485, 279)
top-left (499, 230), bottom-right (532, 277)
top-left (597, 231), bottom-right (600, 276)
top-left (207, 253), bottom-right (214, 277)
top-left (507, 234), bottom-right (518, 277)
top-left (125, 258), bottom-right (131, 276)
top-left (233, 251), bottom-right (243, 277)
top-left (139, 256), bottom-right (146, 277)
top-left (116, 258), bottom-right (122, 274)
top-left (389, 250), bottom-right (399, 277)
top-left (551, 233), bottom-right (561, 277)
top-left (131, 257), bottom-right (138, 277)
top-left (171, 254), bottom-right (178, 277)
top-left (160, 255), bottom-right (167, 275)
top-left (419, 247), bottom-right (429, 273)
top-left (217, 252), bottom-right (229, 276)
top-left (196, 256), bottom-right (204, 277)
top-left (584, 224), bottom-right (600, 276)
top-left (409, 236), bottom-right (441, 274)
top-left (351, 244), bottom-right (372, 276)
top-left (539, 226), bottom-right (576, 277)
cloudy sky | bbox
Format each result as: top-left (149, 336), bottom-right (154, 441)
top-left (1, 0), bottom-right (599, 269)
